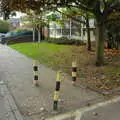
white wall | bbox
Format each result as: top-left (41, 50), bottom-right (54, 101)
top-left (49, 18), bottom-right (96, 41)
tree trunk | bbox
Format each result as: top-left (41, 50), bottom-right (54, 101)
top-left (41, 26), bottom-right (44, 40)
top-left (3, 13), bottom-right (8, 20)
top-left (47, 22), bottom-right (50, 39)
top-left (69, 18), bottom-right (72, 39)
top-left (86, 13), bottom-right (91, 51)
top-left (96, 22), bottom-right (105, 66)
top-left (38, 30), bottom-right (41, 42)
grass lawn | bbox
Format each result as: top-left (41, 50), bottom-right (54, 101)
top-left (10, 42), bottom-right (75, 70)
top-left (10, 42), bottom-right (120, 91)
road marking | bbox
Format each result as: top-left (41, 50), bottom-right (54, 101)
top-left (75, 112), bottom-right (82, 120)
top-left (46, 96), bottom-right (120, 120)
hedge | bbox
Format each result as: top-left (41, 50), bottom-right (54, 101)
top-left (46, 37), bottom-right (86, 45)
top-left (0, 20), bottom-right (10, 33)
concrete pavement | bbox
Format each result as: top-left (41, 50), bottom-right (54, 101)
top-left (0, 44), bottom-right (108, 120)
top-left (0, 80), bottom-right (24, 120)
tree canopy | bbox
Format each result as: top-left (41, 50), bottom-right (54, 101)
top-left (0, 0), bottom-right (119, 66)
top-left (0, 0), bottom-right (119, 22)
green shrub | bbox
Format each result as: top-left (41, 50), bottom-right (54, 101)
top-left (13, 28), bottom-right (30, 32)
top-left (0, 20), bottom-right (10, 33)
top-left (46, 37), bottom-right (86, 45)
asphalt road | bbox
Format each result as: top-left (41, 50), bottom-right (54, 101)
top-left (81, 97), bottom-right (120, 120)
top-left (46, 97), bottom-right (120, 120)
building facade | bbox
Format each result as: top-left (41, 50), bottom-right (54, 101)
top-left (49, 16), bottom-right (96, 42)
top-left (9, 18), bottom-right (20, 30)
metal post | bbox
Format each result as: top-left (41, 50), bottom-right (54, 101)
top-left (33, 60), bottom-right (39, 86)
top-left (53, 71), bottom-right (61, 111)
top-left (72, 61), bottom-right (77, 85)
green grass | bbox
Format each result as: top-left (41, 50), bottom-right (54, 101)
top-left (10, 42), bottom-right (120, 90)
top-left (10, 42), bottom-right (73, 70)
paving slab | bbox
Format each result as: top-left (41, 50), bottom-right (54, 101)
top-left (0, 80), bottom-right (24, 120)
top-left (0, 44), bottom-right (105, 120)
